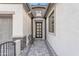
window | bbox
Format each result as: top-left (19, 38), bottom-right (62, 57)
top-left (49, 10), bottom-right (54, 33)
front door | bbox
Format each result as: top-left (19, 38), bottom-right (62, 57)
top-left (35, 22), bottom-right (42, 38)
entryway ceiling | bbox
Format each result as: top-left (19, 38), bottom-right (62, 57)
top-left (28, 3), bottom-right (49, 18)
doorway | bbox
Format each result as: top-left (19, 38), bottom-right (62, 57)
top-left (35, 22), bottom-right (42, 38)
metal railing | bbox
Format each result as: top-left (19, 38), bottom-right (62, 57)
top-left (0, 41), bottom-right (16, 56)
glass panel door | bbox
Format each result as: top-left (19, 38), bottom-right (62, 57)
top-left (36, 22), bottom-right (42, 38)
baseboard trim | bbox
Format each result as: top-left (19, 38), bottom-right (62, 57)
top-left (12, 36), bottom-right (26, 41)
top-left (45, 40), bottom-right (58, 56)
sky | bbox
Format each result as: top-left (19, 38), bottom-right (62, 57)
top-left (30, 3), bottom-right (48, 7)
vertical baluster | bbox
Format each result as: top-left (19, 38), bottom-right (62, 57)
top-left (3, 44), bottom-right (4, 56)
top-left (2, 45), bottom-right (3, 56)
top-left (7, 43), bottom-right (8, 56)
top-left (6, 43), bottom-right (7, 56)
top-left (0, 45), bottom-right (1, 56)
top-left (1, 45), bottom-right (3, 56)
top-left (5, 44), bottom-right (6, 56)
top-left (4, 44), bottom-right (6, 56)
top-left (7, 43), bottom-right (9, 56)
top-left (14, 43), bottom-right (16, 56)
top-left (4, 44), bottom-right (5, 56)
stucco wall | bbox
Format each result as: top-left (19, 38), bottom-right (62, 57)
top-left (22, 5), bottom-right (31, 45)
top-left (47, 3), bottom-right (79, 56)
top-left (0, 4), bottom-right (23, 37)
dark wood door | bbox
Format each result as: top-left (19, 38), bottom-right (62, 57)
top-left (36, 22), bottom-right (42, 38)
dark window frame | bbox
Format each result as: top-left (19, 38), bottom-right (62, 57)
top-left (49, 10), bottom-right (54, 33)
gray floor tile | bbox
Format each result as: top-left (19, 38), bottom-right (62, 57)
top-left (20, 40), bottom-right (50, 56)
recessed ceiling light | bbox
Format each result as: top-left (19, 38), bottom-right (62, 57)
top-left (36, 11), bottom-right (42, 16)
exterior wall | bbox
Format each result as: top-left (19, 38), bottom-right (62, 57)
top-left (0, 4), bottom-right (31, 40)
top-left (0, 4), bottom-right (24, 41)
top-left (0, 4), bottom-right (31, 55)
top-left (22, 5), bottom-right (31, 45)
top-left (47, 3), bottom-right (79, 56)
top-left (33, 18), bottom-right (45, 40)
top-left (0, 4), bottom-right (23, 37)
top-left (0, 4), bottom-right (24, 55)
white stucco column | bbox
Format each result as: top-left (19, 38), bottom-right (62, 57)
top-left (14, 40), bottom-right (21, 56)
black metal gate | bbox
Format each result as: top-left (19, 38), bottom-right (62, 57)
top-left (0, 41), bottom-right (16, 56)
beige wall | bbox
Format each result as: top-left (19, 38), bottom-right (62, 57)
top-left (0, 4), bottom-right (31, 55)
top-left (0, 4), bottom-right (24, 44)
top-left (0, 4), bottom-right (32, 45)
top-left (0, 4), bottom-right (24, 37)
top-left (22, 5), bottom-right (31, 45)
top-left (47, 3), bottom-right (79, 56)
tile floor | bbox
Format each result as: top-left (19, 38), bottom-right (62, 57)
top-left (20, 39), bottom-right (50, 56)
